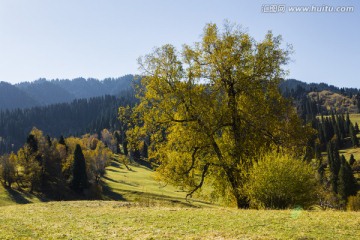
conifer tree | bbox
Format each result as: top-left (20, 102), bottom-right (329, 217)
top-left (355, 122), bottom-right (360, 134)
top-left (26, 134), bottom-right (38, 153)
top-left (327, 142), bottom-right (341, 193)
top-left (350, 123), bottom-right (359, 147)
top-left (349, 154), bottom-right (356, 166)
top-left (71, 144), bottom-right (88, 193)
top-left (345, 112), bottom-right (351, 134)
top-left (337, 155), bottom-right (357, 202)
top-left (59, 135), bottom-right (66, 145)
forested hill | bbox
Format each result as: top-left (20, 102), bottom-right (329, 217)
top-left (280, 79), bottom-right (360, 116)
top-left (0, 75), bottom-right (134, 110)
top-left (0, 91), bottom-right (137, 154)
top-left (280, 79), bottom-right (360, 96)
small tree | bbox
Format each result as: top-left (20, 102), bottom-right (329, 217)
top-left (0, 154), bottom-right (17, 188)
top-left (245, 151), bottom-right (318, 209)
top-left (71, 144), bottom-right (88, 193)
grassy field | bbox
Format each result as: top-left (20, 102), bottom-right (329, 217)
top-left (1, 201), bottom-right (360, 239)
top-left (1, 153), bottom-right (360, 239)
top-left (0, 185), bottom-right (43, 207)
top-left (101, 157), bottom-right (212, 207)
top-left (350, 114), bottom-right (360, 126)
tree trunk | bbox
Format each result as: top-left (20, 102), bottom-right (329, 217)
top-left (224, 166), bottom-right (249, 208)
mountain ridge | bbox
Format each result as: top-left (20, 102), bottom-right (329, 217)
top-left (0, 75), bottom-right (135, 110)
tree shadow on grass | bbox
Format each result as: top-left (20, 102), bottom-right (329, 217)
top-left (110, 161), bottom-right (121, 168)
top-left (101, 181), bottom-right (126, 201)
top-left (4, 187), bottom-right (32, 204)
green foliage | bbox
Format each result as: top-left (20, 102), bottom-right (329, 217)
top-left (132, 22), bottom-right (312, 208)
top-left (71, 144), bottom-right (89, 193)
top-left (0, 127), bottom-right (116, 200)
top-left (0, 154), bottom-right (17, 187)
top-left (347, 192), bottom-right (360, 211)
top-left (245, 151), bottom-right (318, 209)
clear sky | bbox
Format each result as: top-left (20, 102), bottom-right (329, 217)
top-left (0, 0), bottom-right (359, 87)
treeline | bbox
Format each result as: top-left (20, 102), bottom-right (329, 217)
top-left (0, 128), bottom-right (122, 199)
top-left (0, 92), bottom-right (137, 154)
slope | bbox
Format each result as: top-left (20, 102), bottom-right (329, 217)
top-left (0, 156), bottom-right (209, 207)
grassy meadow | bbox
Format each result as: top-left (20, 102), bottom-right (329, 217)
top-left (101, 157), bottom-right (212, 207)
top-left (1, 142), bottom-right (360, 239)
top-left (1, 201), bottom-right (360, 239)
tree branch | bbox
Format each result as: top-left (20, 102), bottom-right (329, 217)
top-left (186, 163), bottom-right (209, 199)
top-left (184, 147), bottom-right (199, 175)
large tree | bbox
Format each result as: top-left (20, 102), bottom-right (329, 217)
top-left (131, 23), bottom-right (312, 208)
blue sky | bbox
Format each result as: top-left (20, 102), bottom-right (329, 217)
top-left (0, 0), bottom-right (359, 87)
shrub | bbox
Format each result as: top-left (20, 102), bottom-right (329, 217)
top-left (347, 192), bottom-right (360, 211)
top-left (245, 151), bottom-right (319, 209)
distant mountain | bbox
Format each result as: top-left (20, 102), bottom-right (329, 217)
top-left (0, 81), bottom-right (40, 109)
top-left (16, 80), bottom-right (76, 105)
top-left (0, 75), bottom-right (135, 110)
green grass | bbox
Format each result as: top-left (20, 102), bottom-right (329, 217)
top-left (101, 157), bottom-right (212, 207)
top-left (350, 114), bottom-right (360, 126)
top-left (1, 156), bottom-right (360, 239)
top-left (0, 185), bottom-right (43, 207)
top-left (0, 156), bottom-right (211, 207)
top-left (0, 201), bottom-right (359, 239)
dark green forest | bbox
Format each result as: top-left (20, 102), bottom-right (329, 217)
top-left (0, 92), bottom-right (137, 154)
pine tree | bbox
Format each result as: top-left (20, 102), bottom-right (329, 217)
top-left (46, 135), bottom-right (52, 146)
top-left (345, 112), bottom-right (351, 135)
top-left (327, 142), bottom-right (341, 193)
top-left (349, 154), bottom-right (356, 166)
top-left (350, 123), bottom-right (359, 147)
top-left (355, 122), bottom-right (360, 134)
top-left (26, 134), bottom-right (38, 153)
top-left (71, 144), bottom-right (88, 193)
top-left (337, 155), bottom-right (358, 202)
top-left (59, 135), bottom-right (66, 145)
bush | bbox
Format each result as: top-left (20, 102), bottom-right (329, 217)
top-left (245, 151), bottom-right (319, 209)
top-left (347, 192), bottom-right (360, 211)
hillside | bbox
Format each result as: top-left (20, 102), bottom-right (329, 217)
top-left (0, 82), bottom-right (39, 109)
top-left (0, 75), bottom-right (134, 110)
top-left (308, 90), bottom-right (358, 114)
top-left (0, 157), bottom-right (208, 207)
